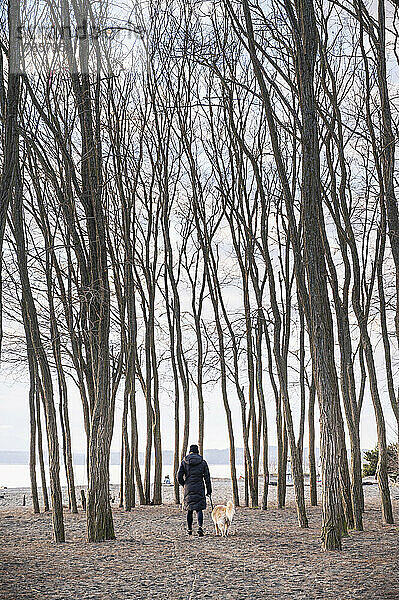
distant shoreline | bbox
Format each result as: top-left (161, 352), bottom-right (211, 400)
top-left (0, 446), bottom-right (325, 466)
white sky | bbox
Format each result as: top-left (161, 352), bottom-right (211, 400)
top-left (0, 360), bottom-right (397, 458)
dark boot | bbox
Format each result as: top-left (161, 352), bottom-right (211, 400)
top-left (187, 529), bottom-right (193, 536)
top-left (197, 527), bottom-right (204, 537)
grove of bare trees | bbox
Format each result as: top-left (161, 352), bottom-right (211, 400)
top-left (1, 0), bottom-right (399, 551)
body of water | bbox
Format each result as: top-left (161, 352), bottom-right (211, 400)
top-left (0, 463), bottom-right (242, 488)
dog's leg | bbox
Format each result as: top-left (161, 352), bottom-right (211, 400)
top-left (215, 523), bottom-right (219, 536)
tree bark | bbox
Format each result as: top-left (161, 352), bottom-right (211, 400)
top-left (35, 386), bottom-right (50, 513)
top-left (0, 0), bottom-right (21, 356)
top-left (308, 379), bottom-right (317, 506)
top-left (283, 0), bottom-right (345, 548)
top-left (27, 346), bottom-right (40, 514)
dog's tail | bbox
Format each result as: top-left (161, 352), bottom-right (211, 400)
top-left (226, 500), bottom-right (235, 520)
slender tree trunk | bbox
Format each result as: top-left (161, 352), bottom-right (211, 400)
top-left (144, 319), bottom-right (153, 505)
top-left (119, 435), bottom-right (124, 508)
top-left (243, 269), bottom-right (258, 507)
top-left (298, 308), bottom-right (306, 460)
top-left (375, 0), bottom-right (399, 347)
top-left (180, 358), bottom-right (190, 464)
top-left (277, 407), bottom-right (288, 509)
top-left (308, 379), bottom-right (317, 506)
top-left (256, 318), bottom-right (269, 510)
top-left (35, 387), bottom-right (50, 512)
top-left (225, 206), bottom-right (260, 507)
top-left (59, 397), bottom-right (70, 509)
top-left (46, 273), bottom-right (77, 514)
top-left (164, 269), bottom-right (181, 504)
top-left (186, 254), bottom-right (206, 457)
top-left (244, 460), bottom-right (249, 507)
top-left (28, 351), bottom-right (39, 514)
top-left (162, 206), bottom-right (190, 466)
top-left (122, 388), bottom-right (133, 511)
top-left (377, 203), bottom-right (399, 478)
top-left (151, 339), bottom-right (162, 506)
top-left (62, 393), bottom-right (77, 513)
top-left (263, 322), bottom-right (283, 508)
top-left (197, 353), bottom-right (205, 457)
top-left (0, 0), bottom-right (21, 356)
top-left (127, 283), bottom-right (144, 505)
top-left (285, 0), bottom-right (345, 548)
top-left (338, 435), bottom-right (353, 533)
top-left (174, 382), bottom-right (180, 504)
top-left (128, 344), bottom-right (143, 506)
top-left (129, 380), bottom-right (142, 508)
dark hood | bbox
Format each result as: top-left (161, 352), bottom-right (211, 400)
top-left (184, 453), bottom-right (203, 466)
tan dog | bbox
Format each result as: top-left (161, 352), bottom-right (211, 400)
top-left (211, 500), bottom-right (235, 537)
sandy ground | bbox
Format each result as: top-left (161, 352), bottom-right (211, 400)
top-left (1, 479), bottom-right (399, 600)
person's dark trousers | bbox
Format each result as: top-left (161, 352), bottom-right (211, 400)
top-left (187, 510), bottom-right (203, 530)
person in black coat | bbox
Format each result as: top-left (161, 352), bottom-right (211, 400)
top-left (177, 444), bottom-right (212, 536)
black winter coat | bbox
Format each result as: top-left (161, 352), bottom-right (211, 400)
top-left (177, 453), bottom-right (212, 511)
